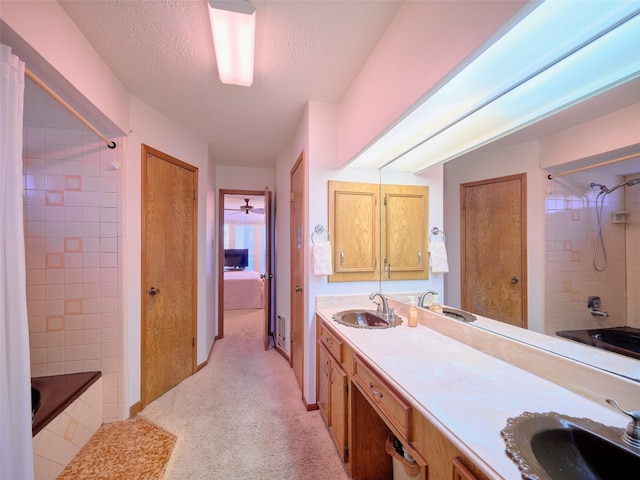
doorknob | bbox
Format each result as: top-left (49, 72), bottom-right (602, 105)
top-left (511, 276), bottom-right (519, 284)
top-left (295, 286), bottom-right (303, 293)
top-left (148, 287), bottom-right (160, 296)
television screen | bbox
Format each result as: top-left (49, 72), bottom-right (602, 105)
top-left (224, 249), bottom-right (249, 269)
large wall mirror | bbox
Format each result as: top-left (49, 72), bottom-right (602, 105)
top-left (351, 1), bottom-right (640, 384)
top-left (375, 78), bottom-right (640, 383)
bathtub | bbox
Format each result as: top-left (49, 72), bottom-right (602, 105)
top-left (31, 371), bottom-right (101, 436)
top-left (556, 326), bottom-right (640, 361)
top-left (31, 372), bottom-right (103, 480)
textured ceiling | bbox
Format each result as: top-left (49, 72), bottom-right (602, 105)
top-left (20, 1), bottom-right (640, 174)
top-left (52, 0), bottom-right (403, 168)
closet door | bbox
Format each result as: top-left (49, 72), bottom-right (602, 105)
top-left (461, 173), bottom-right (527, 328)
top-left (141, 144), bottom-right (197, 407)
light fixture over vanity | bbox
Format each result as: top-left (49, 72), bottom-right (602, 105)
top-left (208, 0), bottom-right (256, 87)
top-left (348, 0), bottom-right (640, 173)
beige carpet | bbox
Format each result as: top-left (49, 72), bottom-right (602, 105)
top-left (57, 416), bottom-right (176, 479)
top-left (139, 308), bottom-right (350, 480)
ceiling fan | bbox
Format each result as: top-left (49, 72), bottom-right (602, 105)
top-left (227, 198), bottom-right (265, 215)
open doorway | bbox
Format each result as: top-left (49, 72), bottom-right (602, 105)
top-left (218, 190), bottom-right (274, 349)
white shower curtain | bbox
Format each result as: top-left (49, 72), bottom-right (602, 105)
top-left (0, 44), bottom-right (34, 480)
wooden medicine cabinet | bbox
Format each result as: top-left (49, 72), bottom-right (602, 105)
top-left (328, 180), bottom-right (429, 282)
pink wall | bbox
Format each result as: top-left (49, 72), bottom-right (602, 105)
top-left (1, 1), bottom-right (130, 133)
top-left (337, 0), bottom-right (530, 167)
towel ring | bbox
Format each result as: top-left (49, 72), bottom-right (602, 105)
top-left (312, 224), bottom-right (330, 243)
top-left (430, 227), bottom-right (446, 243)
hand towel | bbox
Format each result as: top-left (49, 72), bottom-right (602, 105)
top-left (429, 241), bottom-right (449, 273)
top-left (312, 240), bottom-right (333, 275)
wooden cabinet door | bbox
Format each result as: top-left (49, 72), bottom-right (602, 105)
top-left (317, 341), bottom-right (330, 427)
top-left (329, 354), bottom-right (348, 462)
top-left (382, 184), bottom-right (428, 280)
top-left (317, 340), bottom-right (348, 461)
top-left (329, 181), bottom-right (379, 282)
top-left (452, 457), bottom-right (481, 480)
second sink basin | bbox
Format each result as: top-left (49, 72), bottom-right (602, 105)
top-left (440, 307), bottom-right (476, 323)
top-left (501, 411), bottom-right (640, 479)
top-left (332, 310), bottom-right (401, 329)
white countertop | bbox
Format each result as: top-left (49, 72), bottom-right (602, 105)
top-left (316, 298), bottom-right (630, 479)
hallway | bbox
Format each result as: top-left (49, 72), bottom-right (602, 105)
top-left (139, 309), bottom-right (349, 479)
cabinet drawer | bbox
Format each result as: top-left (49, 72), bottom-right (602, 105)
top-left (353, 355), bottom-right (412, 441)
top-left (319, 321), bottom-right (343, 362)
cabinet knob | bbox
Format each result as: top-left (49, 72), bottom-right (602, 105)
top-left (148, 287), bottom-right (160, 296)
top-left (369, 382), bottom-right (383, 399)
top-left (511, 276), bottom-right (519, 284)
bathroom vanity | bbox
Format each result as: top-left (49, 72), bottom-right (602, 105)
top-left (315, 295), bottom-right (639, 480)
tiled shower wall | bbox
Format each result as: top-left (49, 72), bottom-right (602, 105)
top-left (23, 126), bottom-right (124, 422)
top-left (545, 170), bottom-right (640, 334)
top-left (625, 174), bottom-right (640, 329)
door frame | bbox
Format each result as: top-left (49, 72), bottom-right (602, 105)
top-left (140, 144), bottom-right (198, 409)
top-left (217, 189), bottom-right (272, 342)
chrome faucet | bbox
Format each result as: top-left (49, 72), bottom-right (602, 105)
top-left (418, 290), bottom-right (439, 308)
top-left (588, 296), bottom-right (609, 318)
top-left (369, 292), bottom-right (394, 321)
top-left (606, 399), bottom-right (640, 449)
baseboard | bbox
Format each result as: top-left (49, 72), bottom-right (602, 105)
top-left (306, 402), bottom-right (318, 411)
top-left (275, 344), bottom-right (289, 362)
top-left (196, 339), bottom-right (216, 371)
top-left (129, 401), bottom-right (142, 418)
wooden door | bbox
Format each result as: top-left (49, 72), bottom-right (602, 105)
top-left (262, 187), bottom-right (272, 351)
top-left (141, 145), bottom-right (197, 407)
top-left (290, 152), bottom-right (305, 395)
top-left (461, 174), bottom-right (527, 328)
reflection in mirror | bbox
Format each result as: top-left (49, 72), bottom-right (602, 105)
top-left (363, 2), bottom-right (640, 384)
top-left (378, 165), bottom-right (445, 301)
top-left (378, 83), bottom-right (640, 384)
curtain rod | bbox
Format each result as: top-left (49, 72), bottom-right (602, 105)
top-left (25, 68), bottom-right (117, 149)
top-left (546, 152), bottom-right (639, 180)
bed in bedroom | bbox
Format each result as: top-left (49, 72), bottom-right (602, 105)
top-left (223, 270), bottom-right (264, 309)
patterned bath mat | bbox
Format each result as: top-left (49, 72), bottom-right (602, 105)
top-left (57, 416), bottom-right (176, 479)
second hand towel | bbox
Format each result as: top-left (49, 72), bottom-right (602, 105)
top-left (429, 242), bottom-right (449, 273)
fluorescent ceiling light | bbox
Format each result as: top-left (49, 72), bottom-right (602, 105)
top-left (208, 0), bottom-right (256, 86)
top-left (347, 0), bottom-right (640, 172)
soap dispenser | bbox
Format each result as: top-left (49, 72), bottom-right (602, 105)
top-left (430, 295), bottom-right (443, 314)
top-left (408, 296), bottom-right (418, 327)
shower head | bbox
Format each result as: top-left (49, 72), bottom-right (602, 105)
top-left (625, 177), bottom-right (640, 187)
top-left (596, 176), bottom-right (640, 194)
